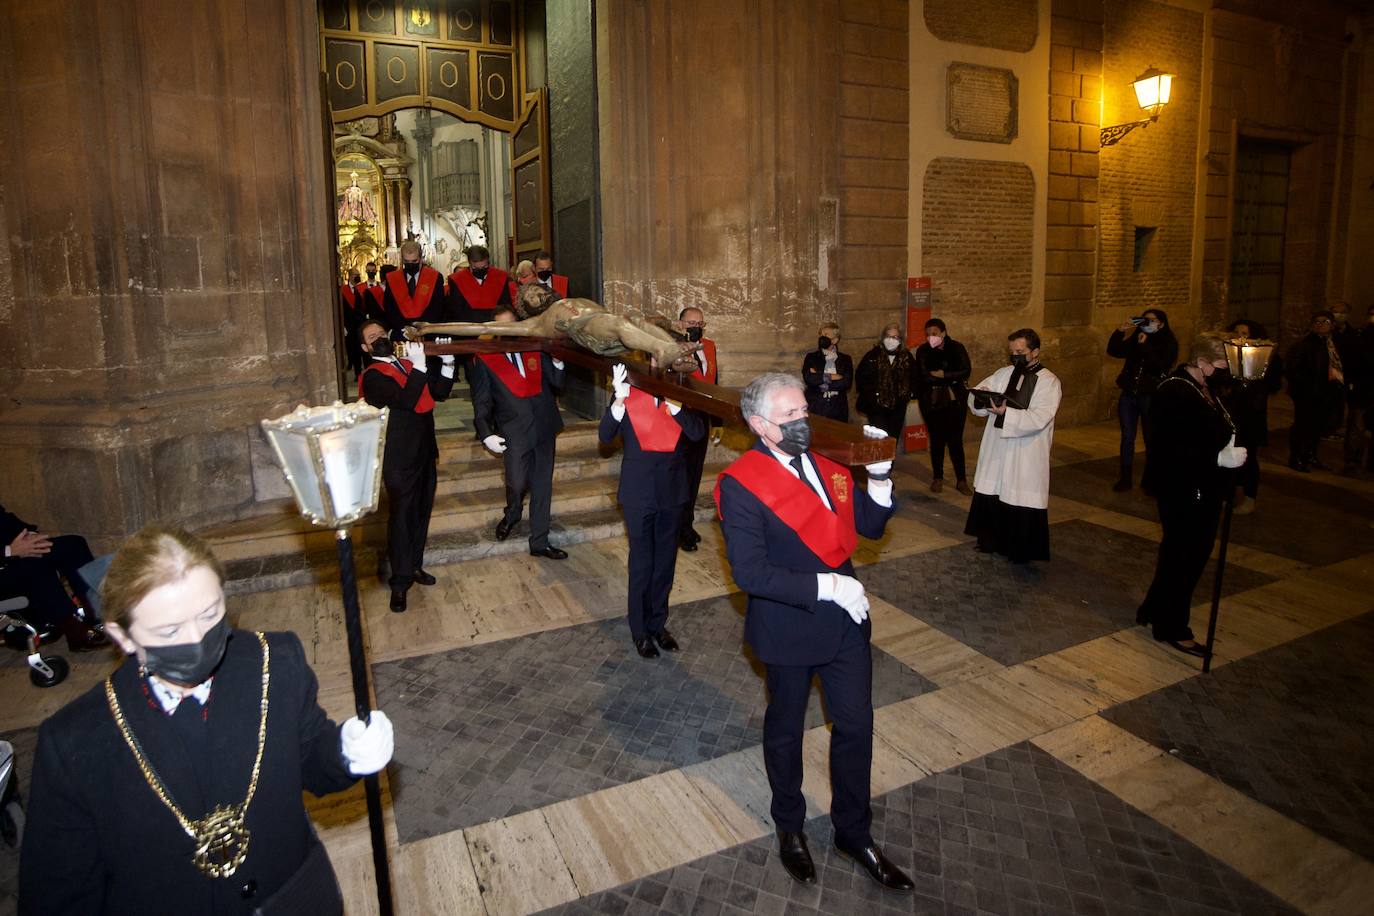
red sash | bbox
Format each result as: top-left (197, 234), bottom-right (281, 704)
top-left (477, 351), bottom-right (542, 398)
top-left (386, 267), bottom-right (442, 319)
top-left (625, 388), bottom-right (682, 452)
top-left (714, 449), bottom-right (857, 567)
top-left (690, 338), bottom-right (718, 383)
top-left (367, 285), bottom-right (385, 311)
top-left (340, 284), bottom-right (358, 309)
top-left (452, 268), bottom-right (510, 310)
top-left (550, 274), bottom-right (569, 298)
top-left (358, 360), bottom-right (435, 413)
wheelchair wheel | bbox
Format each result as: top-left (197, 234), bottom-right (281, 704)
top-left (29, 655), bottom-right (69, 688)
top-left (1, 799), bottom-right (22, 848)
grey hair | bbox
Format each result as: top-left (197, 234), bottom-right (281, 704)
top-left (740, 372), bottom-right (805, 422)
top-left (1188, 334), bottom-right (1228, 363)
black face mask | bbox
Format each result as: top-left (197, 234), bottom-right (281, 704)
top-left (773, 417), bottom-right (812, 456)
top-left (536, 268), bottom-right (553, 281)
top-left (1207, 367), bottom-right (1232, 389)
top-left (1009, 353), bottom-right (1029, 368)
top-left (403, 261), bottom-right (421, 277)
top-left (370, 336), bottom-right (395, 358)
top-left (686, 327), bottom-right (703, 342)
top-left (366, 270), bottom-right (376, 280)
top-left (471, 266), bottom-right (489, 280)
top-left (819, 336), bottom-right (833, 351)
top-left (141, 617), bottom-right (231, 686)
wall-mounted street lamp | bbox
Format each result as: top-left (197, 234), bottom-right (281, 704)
top-left (1101, 67), bottom-right (1175, 147)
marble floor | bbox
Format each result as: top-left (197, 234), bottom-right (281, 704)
top-left (1, 419), bottom-right (1371, 915)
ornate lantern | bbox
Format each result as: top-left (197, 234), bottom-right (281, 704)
top-left (1223, 337), bottom-right (1275, 381)
top-left (260, 401), bottom-right (387, 528)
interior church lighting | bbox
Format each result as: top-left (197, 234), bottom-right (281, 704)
top-left (260, 401), bottom-right (395, 915)
top-left (1101, 66), bottom-right (1177, 147)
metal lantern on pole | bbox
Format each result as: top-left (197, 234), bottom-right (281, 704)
top-left (1200, 337), bottom-right (1274, 674)
top-left (260, 401), bottom-right (394, 916)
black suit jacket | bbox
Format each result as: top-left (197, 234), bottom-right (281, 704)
top-left (470, 353), bottom-right (564, 452)
top-left (802, 350), bottom-right (854, 421)
top-left (18, 630), bottom-right (357, 915)
top-left (599, 400), bottom-right (704, 509)
top-left (717, 442), bottom-right (895, 666)
top-left (360, 361), bottom-right (456, 479)
top-left (379, 269), bottom-right (450, 335)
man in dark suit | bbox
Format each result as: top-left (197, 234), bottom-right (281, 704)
top-left (715, 373), bottom-right (913, 893)
top-left (340, 269), bottom-right (369, 379)
top-left (599, 362), bottom-right (704, 658)
top-left (471, 306), bottom-right (568, 560)
top-left (378, 240), bottom-right (449, 337)
top-left (0, 504), bottom-right (106, 651)
top-left (358, 321), bottom-right (456, 612)
top-left (677, 307), bottom-right (718, 552)
top-left (448, 244), bottom-right (512, 323)
top-left (532, 249), bottom-right (570, 299)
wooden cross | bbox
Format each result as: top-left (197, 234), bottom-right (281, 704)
top-left (421, 338), bottom-right (894, 466)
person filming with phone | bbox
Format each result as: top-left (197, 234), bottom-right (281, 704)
top-left (1106, 309), bottom-right (1177, 492)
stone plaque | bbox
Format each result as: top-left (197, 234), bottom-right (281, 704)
top-left (946, 63), bottom-right (1018, 144)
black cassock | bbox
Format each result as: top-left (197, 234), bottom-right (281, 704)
top-left (19, 629), bottom-right (357, 915)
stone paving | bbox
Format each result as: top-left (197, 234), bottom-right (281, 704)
top-left (1102, 611), bottom-right (1374, 862)
top-left (374, 594), bottom-right (935, 843)
top-left (858, 519), bottom-right (1273, 667)
top-left (541, 743), bottom-right (1298, 916)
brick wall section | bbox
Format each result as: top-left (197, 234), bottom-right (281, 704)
top-left (836, 0), bottom-right (910, 341)
top-left (1045, 0), bottom-right (1103, 330)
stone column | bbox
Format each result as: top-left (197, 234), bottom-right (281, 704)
top-left (0, 0), bottom-right (339, 545)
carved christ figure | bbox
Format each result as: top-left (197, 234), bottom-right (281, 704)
top-left (405, 284), bottom-right (702, 373)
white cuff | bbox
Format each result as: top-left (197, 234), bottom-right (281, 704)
top-left (867, 478), bottom-right (894, 508)
top-left (440, 363), bottom-right (456, 379)
top-left (816, 572), bottom-right (835, 601)
top-left (610, 402), bottom-right (626, 421)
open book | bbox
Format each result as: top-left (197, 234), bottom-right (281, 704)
top-left (968, 388), bottom-right (1028, 410)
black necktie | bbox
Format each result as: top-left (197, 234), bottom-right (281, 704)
top-left (407, 273), bottom-right (416, 295)
top-left (790, 455), bottom-right (831, 509)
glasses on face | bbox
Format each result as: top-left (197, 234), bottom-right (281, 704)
top-left (1315, 318), bottom-right (1333, 325)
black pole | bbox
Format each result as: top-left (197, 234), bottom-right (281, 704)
top-left (335, 529), bottom-right (394, 916)
top-left (1201, 491), bottom-right (1235, 674)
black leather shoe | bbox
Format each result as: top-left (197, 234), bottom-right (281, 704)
top-left (495, 518), bottom-right (513, 541)
top-left (679, 536), bottom-right (698, 552)
top-left (530, 545), bottom-right (568, 560)
top-left (634, 637), bottom-right (660, 659)
top-left (389, 590), bottom-right (407, 613)
top-left (833, 835), bottom-right (914, 892)
top-left (1112, 475), bottom-right (1132, 492)
top-left (686, 527), bottom-right (702, 545)
top-left (777, 832), bottom-right (816, 885)
top-left (1162, 639), bottom-right (1207, 658)
top-left (652, 629), bottom-right (680, 652)
top-left (412, 569), bottom-right (437, 586)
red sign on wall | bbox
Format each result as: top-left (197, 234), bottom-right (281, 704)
top-left (904, 276), bottom-right (932, 347)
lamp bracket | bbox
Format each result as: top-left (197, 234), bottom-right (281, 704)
top-left (1100, 116), bottom-right (1156, 148)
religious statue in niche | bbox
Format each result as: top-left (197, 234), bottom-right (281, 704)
top-left (405, 283), bottom-right (702, 373)
top-left (337, 172), bottom-right (378, 224)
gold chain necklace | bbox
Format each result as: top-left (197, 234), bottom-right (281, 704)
top-left (105, 631), bottom-right (270, 879)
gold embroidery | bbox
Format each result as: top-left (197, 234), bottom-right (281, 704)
top-left (830, 473), bottom-right (849, 503)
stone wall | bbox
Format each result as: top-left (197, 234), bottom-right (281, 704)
top-left (0, 0), bottom-right (338, 546)
top-left (595, 0), bottom-right (908, 383)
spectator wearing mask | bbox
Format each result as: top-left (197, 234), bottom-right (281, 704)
top-left (802, 323), bottom-right (853, 422)
top-left (1136, 337), bottom-right (1247, 658)
top-left (1325, 302), bottom-right (1358, 439)
top-left (855, 323), bottom-right (917, 440)
top-left (1222, 319), bottom-right (1283, 513)
top-left (1106, 308), bottom-right (1177, 492)
top-left (1285, 310), bottom-right (1344, 472)
top-left (913, 319), bottom-right (972, 494)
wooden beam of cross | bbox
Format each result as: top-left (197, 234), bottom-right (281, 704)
top-left (420, 338), bottom-right (895, 466)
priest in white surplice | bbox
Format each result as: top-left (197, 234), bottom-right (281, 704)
top-left (964, 328), bottom-right (1062, 563)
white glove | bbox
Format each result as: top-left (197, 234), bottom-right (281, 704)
top-left (861, 425), bottom-right (893, 478)
top-left (483, 434), bottom-right (507, 454)
top-left (665, 398), bottom-right (682, 416)
top-left (439, 354), bottom-right (455, 367)
top-left (551, 357), bottom-right (565, 370)
top-left (611, 363), bottom-right (631, 401)
top-left (831, 574), bottom-right (869, 624)
top-left (403, 341), bottom-right (427, 368)
top-left (1217, 434), bottom-right (1247, 469)
top-left (340, 710), bottom-right (394, 776)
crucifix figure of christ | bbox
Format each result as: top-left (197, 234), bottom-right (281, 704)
top-left (409, 285), bottom-right (895, 466)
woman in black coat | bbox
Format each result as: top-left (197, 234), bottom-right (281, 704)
top-left (912, 318), bottom-right (972, 494)
top-left (1106, 308), bottom-right (1178, 491)
top-left (1137, 337), bottom-right (1246, 658)
top-left (801, 322), bottom-right (853, 421)
top-left (855, 322), bottom-right (917, 440)
top-left (19, 526), bottom-right (394, 915)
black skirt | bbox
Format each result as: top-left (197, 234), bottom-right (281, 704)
top-left (964, 492), bottom-right (1050, 563)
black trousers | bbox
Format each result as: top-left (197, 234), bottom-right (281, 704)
top-left (384, 459), bottom-right (437, 590)
top-left (762, 623), bottom-right (873, 848)
top-left (624, 502), bottom-right (683, 641)
top-left (925, 403), bottom-right (967, 480)
top-left (503, 438), bottom-right (556, 550)
top-left (0, 534), bottom-right (94, 627)
top-left (1137, 491), bottom-right (1222, 642)
top-left (1290, 389), bottom-right (1338, 464)
top-left (678, 427), bottom-right (709, 538)
top-left (863, 402), bottom-right (908, 441)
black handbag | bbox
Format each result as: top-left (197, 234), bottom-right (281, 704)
top-left (253, 840), bottom-right (344, 916)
